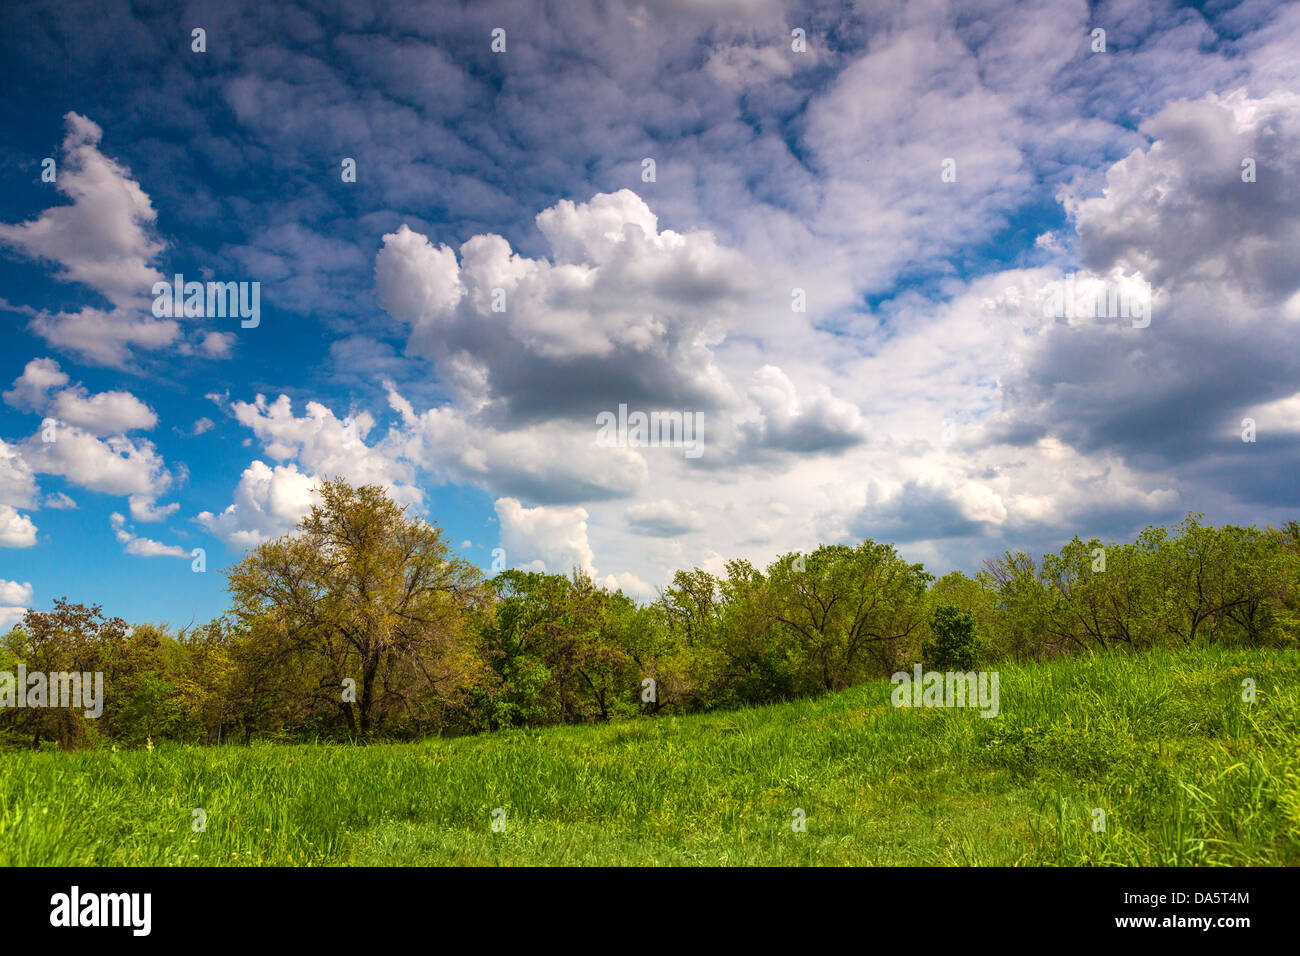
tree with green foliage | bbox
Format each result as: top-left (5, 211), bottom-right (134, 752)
top-left (924, 604), bottom-right (978, 671)
top-left (478, 569), bottom-right (642, 726)
top-left (0, 600), bottom-right (125, 749)
top-left (226, 478), bottom-right (487, 739)
top-left (764, 542), bottom-right (932, 691)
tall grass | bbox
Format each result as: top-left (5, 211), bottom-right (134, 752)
top-left (1, 646), bottom-right (1296, 866)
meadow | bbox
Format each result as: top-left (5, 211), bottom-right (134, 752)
top-left (1, 645), bottom-right (1296, 866)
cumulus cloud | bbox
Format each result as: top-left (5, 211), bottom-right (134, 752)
top-left (3, 358), bottom-right (68, 411)
top-left (376, 190), bottom-right (753, 425)
top-left (1069, 89), bottom-right (1300, 300)
top-left (20, 428), bottom-right (171, 501)
top-left (0, 439), bottom-right (38, 510)
top-left (0, 113), bottom-right (162, 303)
top-left (0, 439), bottom-right (39, 548)
top-left (6, 358), bottom-right (156, 434)
top-left (197, 460), bottom-right (319, 547)
top-left (51, 387), bottom-right (157, 435)
top-left (198, 332), bottom-right (235, 359)
top-left (982, 89), bottom-right (1300, 511)
top-left (2, 359), bottom-right (176, 520)
top-left (0, 601), bottom-right (29, 633)
top-left (386, 385), bottom-right (646, 505)
top-left (0, 506), bottom-right (38, 548)
top-left (494, 497), bottom-right (596, 576)
top-left (0, 112), bottom-right (178, 367)
top-left (0, 582), bottom-right (30, 608)
top-left (109, 512), bottom-right (188, 558)
top-left (739, 365), bottom-right (869, 454)
top-left (230, 393), bottom-right (421, 508)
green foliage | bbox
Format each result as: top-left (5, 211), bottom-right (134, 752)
top-left (225, 477), bottom-right (487, 740)
top-left (924, 604), bottom-right (978, 671)
top-left (3, 484), bottom-right (1297, 750)
top-left (977, 514), bottom-right (1300, 660)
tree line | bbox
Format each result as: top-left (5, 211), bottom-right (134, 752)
top-left (3, 479), bottom-right (1297, 748)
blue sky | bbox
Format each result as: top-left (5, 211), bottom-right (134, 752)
top-left (2, 0), bottom-right (1299, 631)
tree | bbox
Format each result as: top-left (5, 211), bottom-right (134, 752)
top-left (1, 600), bottom-right (126, 749)
top-left (171, 619), bottom-right (239, 744)
top-left (226, 478), bottom-right (487, 739)
top-left (660, 568), bottom-right (722, 648)
top-left (764, 542), bottom-right (932, 691)
top-left (978, 551), bottom-right (1049, 661)
top-left (479, 569), bottom-right (639, 726)
top-left (1146, 516), bottom-right (1273, 647)
top-left (924, 604), bottom-right (978, 671)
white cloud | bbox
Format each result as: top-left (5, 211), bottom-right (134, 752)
top-left (2, 361), bottom-right (176, 524)
top-left (0, 439), bottom-right (39, 549)
top-left (374, 224), bottom-right (464, 324)
top-left (0, 580), bottom-right (33, 605)
top-left (109, 512), bottom-right (188, 558)
top-left (230, 393), bottom-right (421, 508)
top-left (0, 439), bottom-right (38, 510)
top-left (375, 190), bottom-right (751, 424)
top-left (599, 570), bottom-right (655, 602)
top-left (0, 112), bottom-right (163, 304)
top-left (197, 460), bottom-right (319, 546)
top-left (494, 497), bottom-right (596, 576)
top-left (0, 112), bottom-right (179, 367)
top-left (198, 332), bottom-right (235, 359)
top-left (740, 365), bottom-right (869, 454)
top-left (387, 386), bottom-right (647, 505)
top-left (43, 491), bottom-right (77, 510)
top-left (3, 358), bottom-right (68, 411)
top-left (0, 506), bottom-right (38, 548)
top-left (20, 427), bottom-right (171, 500)
top-left (51, 387), bottom-right (157, 435)
top-left (1068, 88), bottom-right (1300, 300)
top-left (6, 358), bottom-right (157, 434)
top-left (129, 495), bottom-right (180, 522)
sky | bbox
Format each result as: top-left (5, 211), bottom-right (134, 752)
top-left (1, 0), bottom-right (1298, 631)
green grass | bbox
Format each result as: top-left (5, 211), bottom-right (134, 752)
top-left (2, 646), bottom-right (1298, 865)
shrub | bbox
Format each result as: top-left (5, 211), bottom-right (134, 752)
top-left (925, 604), bottom-right (979, 671)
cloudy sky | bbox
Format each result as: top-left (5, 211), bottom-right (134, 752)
top-left (1, 0), bottom-right (1298, 629)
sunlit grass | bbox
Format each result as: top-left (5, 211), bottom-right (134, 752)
top-left (1, 646), bottom-right (1296, 866)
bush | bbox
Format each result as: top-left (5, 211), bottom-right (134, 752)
top-left (925, 604), bottom-right (978, 671)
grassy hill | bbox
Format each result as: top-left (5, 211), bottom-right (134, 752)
top-left (1, 646), bottom-right (1297, 866)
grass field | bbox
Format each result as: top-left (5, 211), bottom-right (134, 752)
top-left (1, 646), bottom-right (1297, 866)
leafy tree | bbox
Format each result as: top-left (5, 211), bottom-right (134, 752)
top-left (226, 478), bottom-right (486, 739)
top-left (764, 542), bottom-right (932, 692)
top-left (171, 619), bottom-right (239, 743)
top-left (479, 569), bottom-right (639, 725)
top-left (977, 551), bottom-right (1047, 661)
top-left (0, 600), bottom-right (126, 749)
top-left (924, 604), bottom-right (978, 671)
top-left (660, 568), bottom-right (722, 648)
